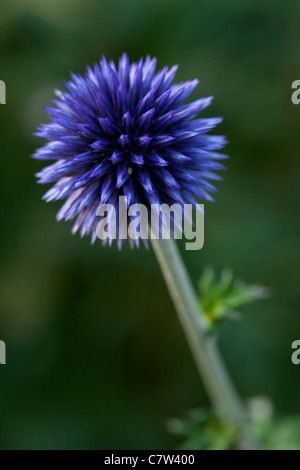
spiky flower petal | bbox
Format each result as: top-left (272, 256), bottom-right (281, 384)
top-left (33, 54), bottom-right (227, 247)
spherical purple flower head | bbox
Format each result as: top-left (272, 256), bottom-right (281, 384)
top-left (33, 54), bottom-right (227, 248)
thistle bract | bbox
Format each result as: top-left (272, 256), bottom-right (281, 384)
top-left (33, 54), bottom-right (227, 247)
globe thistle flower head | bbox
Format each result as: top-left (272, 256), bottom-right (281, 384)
top-left (33, 54), bottom-right (228, 248)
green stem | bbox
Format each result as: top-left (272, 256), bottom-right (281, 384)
top-left (151, 236), bottom-right (260, 450)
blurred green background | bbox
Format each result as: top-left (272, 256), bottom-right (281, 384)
top-left (0, 0), bottom-right (299, 450)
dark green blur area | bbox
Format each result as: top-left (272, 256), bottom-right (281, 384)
top-left (0, 0), bottom-right (299, 450)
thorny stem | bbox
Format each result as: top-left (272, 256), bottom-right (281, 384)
top-left (151, 236), bottom-right (260, 450)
